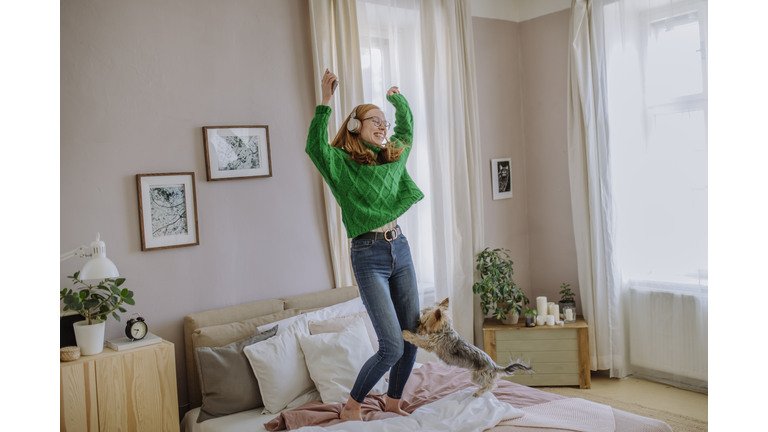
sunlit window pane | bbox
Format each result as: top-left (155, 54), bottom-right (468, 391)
top-left (646, 20), bottom-right (703, 104)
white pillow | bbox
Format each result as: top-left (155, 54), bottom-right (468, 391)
top-left (244, 315), bottom-right (315, 414)
top-left (309, 311), bottom-right (379, 352)
top-left (303, 296), bottom-right (366, 323)
top-left (298, 318), bottom-right (387, 404)
top-left (256, 314), bottom-right (302, 336)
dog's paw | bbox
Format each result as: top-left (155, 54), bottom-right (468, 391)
top-left (402, 330), bottom-right (417, 342)
top-left (472, 389), bottom-right (486, 397)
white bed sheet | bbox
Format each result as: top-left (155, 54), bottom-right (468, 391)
top-left (181, 363), bottom-right (425, 432)
top-left (180, 406), bottom-right (280, 432)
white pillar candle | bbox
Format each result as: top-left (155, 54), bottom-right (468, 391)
top-left (536, 296), bottom-right (548, 318)
top-left (536, 315), bottom-right (546, 326)
top-left (549, 304), bottom-right (560, 320)
top-left (565, 308), bottom-right (574, 321)
top-left (546, 315), bottom-right (555, 326)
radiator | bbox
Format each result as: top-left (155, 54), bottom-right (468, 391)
top-left (628, 285), bottom-right (708, 381)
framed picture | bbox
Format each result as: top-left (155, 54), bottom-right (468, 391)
top-left (203, 125), bottom-right (272, 181)
top-left (491, 158), bottom-right (513, 200)
top-left (136, 173), bottom-right (200, 251)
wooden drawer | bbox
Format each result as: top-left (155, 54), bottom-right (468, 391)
top-left (494, 328), bottom-right (580, 386)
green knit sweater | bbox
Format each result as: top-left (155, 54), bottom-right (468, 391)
top-left (306, 94), bottom-right (425, 238)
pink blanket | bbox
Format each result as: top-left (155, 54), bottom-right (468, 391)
top-left (265, 362), bottom-right (672, 432)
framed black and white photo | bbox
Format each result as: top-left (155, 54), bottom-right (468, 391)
top-left (491, 158), bottom-right (513, 200)
top-left (203, 125), bottom-right (272, 181)
top-left (136, 173), bottom-right (200, 251)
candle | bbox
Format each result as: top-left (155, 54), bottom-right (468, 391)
top-left (549, 304), bottom-right (560, 320)
top-left (565, 308), bottom-right (574, 321)
top-left (536, 315), bottom-right (546, 326)
top-left (546, 315), bottom-right (555, 326)
top-left (536, 296), bottom-right (548, 319)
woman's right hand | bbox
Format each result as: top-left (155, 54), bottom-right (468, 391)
top-left (321, 69), bottom-right (338, 106)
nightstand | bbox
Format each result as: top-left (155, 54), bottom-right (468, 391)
top-left (483, 317), bottom-right (591, 388)
top-left (60, 340), bottom-right (180, 432)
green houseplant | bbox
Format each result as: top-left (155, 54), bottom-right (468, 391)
top-left (60, 271), bottom-right (135, 355)
top-left (472, 248), bottom-right (529, 324)
top-left (522, 308), bottom-right (538, 327)
top-left (558, 283), bottom-right (576, 320)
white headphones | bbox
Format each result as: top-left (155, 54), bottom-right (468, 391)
top-left (347, 107), bottom-right (361, 133)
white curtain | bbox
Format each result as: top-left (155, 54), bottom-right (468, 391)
top-left (309, 0), bottom-right (485, 343)
top-left (568, 0), bottom-right (708, 392)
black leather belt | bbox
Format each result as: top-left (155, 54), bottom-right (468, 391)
top-left (355, 225), bottom-right (402, 242)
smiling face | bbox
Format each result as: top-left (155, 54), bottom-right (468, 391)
top-left (358, 108), bottom-right (388, 147)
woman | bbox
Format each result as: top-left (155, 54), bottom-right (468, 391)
top-left (305, 69), bottom-right (424, 421)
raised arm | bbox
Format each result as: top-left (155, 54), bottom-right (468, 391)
top-left (386, 87), bottom-right (413, 147)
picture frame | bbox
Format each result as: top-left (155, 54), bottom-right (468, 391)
top-left (491, 158), bottom-right (513, 200)
top-left (202, 125), bottom-right (272, 181)
top-left (136, 172), bottom-right (200, 251)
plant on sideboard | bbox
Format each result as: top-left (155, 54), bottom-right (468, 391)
top-left (558, 283), bottom-right (576, 318)
top-left (61, 271), bottom-right (135, 324)
top-left (472, 247), bottom-right (529, 324)
top-left (60, 271), bottom-right (135, 355)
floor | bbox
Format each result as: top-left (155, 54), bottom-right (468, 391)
top-left (564, 371), bottom-right (708, 421)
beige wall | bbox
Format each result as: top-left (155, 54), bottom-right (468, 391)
top-left (519, 9), bottom-right (580, 311)
top-left (473, 18), bottom-right (532, 306)
top-left (61, 0), bottom-right (332, 408)
top-left (473, 9), bottom-right (580, 316)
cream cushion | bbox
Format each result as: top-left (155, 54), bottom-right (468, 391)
top-left (191, 309), bottom-right (301, 351)
top-left (244, 315), bottom-right (315, 414)
top-left (299, 317), bottom-right (386, 404)
top-left (309, 311), bottom-right (378, 352)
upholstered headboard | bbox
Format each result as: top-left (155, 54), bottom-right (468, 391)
top-left (183, 286), bottom-right (360, 409)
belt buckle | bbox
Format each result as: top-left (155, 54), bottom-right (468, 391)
top-left (384, 228), bottom-right (398, 242)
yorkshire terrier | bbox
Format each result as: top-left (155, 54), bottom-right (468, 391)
top-left (402, 298), bottom-right (534, 397)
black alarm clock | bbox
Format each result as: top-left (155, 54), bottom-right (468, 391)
top-left (125, 313), bottom-right (148, 341)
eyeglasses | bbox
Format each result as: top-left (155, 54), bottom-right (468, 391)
top-left (361, 116), bottom-right (391, 130)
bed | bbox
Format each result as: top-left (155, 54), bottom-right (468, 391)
top-left (180, 286), bottom-right (672, 432)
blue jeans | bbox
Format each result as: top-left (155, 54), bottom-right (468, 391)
top-left (348, 232), bottom-right (420, 403)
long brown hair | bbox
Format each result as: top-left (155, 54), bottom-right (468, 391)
top-left (330, 104), bottom-right (410, 166)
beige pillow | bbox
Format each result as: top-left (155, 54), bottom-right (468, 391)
top-left (192, 308), bottom-right (301, 352)
top-left (308, 311), bottom-right (378, 352)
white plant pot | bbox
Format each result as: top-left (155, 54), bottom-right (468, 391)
top-left (73, 320), bottom-right (106, 355)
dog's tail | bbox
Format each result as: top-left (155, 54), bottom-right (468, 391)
top-left (498, 357), bottom-right (535, 376)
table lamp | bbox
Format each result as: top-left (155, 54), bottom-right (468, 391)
top-left (60, 233), bottom-right (119, 280)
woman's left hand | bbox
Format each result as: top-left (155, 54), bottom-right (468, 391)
top-left (387, 86), bottom-right (400, 96)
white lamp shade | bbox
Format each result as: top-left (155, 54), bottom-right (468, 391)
top-left (79, 237), bottom-right (119, 280)
top-left (80, 256), bottom-right (119, 280)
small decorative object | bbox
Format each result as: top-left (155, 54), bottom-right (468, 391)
top-left (546, 315), bottom-right (555, 326)
top-left (536, 315), bottom-right (546, 326)
top-left (472, 248), bottom-right (529, 324)
top-left (60, 346), bottom-right (80, 362)
top-left (60, 271), bottom-right (135, 355)
top-left (137, 172), bottom-right (200, 251)
top-left (490, 158), bottom-right (513, 200)
top-left (563, 304), bottom-right (576, 323)
top-left (523, 309), bottom-right (537, 327)
top-left (536, 296), bottom-right (548, 318)
top-left (559, 283), bottom-right (576, 318)
top-left (125, 313), bottom-right (148, 341)
top-left (203, 125), bottom-right (272, 181)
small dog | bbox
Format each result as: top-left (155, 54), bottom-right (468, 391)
top-left (402, 298), bottom-right (534, 397)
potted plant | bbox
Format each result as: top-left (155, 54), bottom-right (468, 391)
top-left (60, 271), bottom-right (135, 355)
top-left (558, 283), bottom-right (576, 320)
top-left (522, 308), bottom-right (538, 327)
top-left (472, 248), bottom-right (529, 325)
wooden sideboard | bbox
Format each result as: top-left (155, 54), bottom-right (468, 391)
top-left (483, 317), bottom-right (591, 389)
top-left (60, 341), bottom-right (180, 432)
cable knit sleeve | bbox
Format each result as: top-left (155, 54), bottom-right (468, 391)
top-left (386, 93), bottom-right (413, 149)
top-left (306, 105), bottom-right (340, 185)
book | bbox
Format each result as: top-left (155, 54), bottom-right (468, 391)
top-left (106, 332), bottom-right (162, 351)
